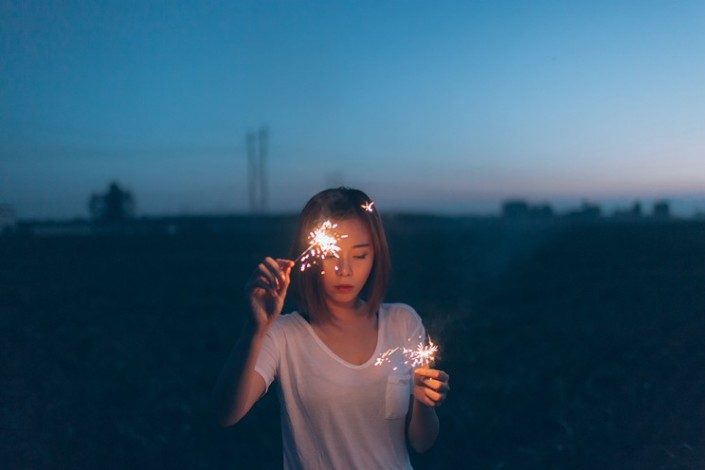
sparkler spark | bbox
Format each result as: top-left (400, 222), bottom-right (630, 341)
top-left (374, 347), bottom-right (400, 367)
top-left (406, 339), bottom-right (439, 368)
top-left (295, 220), bottom-right (348, 272)
top-left (361, 201), bottom-right (375, 212)
top-left (375, 336), bottom-right (438, 369)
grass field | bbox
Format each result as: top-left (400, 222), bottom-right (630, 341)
top-left (2, 216), bottom-right (704, 469)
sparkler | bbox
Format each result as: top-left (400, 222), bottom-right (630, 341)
top-left (375, 336), bottom-right (439, 370)
top-left (294, 219), bottom-right (348, 272)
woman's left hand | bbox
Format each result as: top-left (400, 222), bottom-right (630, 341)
top-left (413, 368), bottom-right (450, 408)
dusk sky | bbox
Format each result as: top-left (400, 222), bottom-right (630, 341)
top-left (2, 1), bottom-right (704, 219)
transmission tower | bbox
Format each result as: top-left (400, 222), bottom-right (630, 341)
top-left (258, 127), bottom-right (268, 212)
top-left (247, 132), bottom-right (258, 212)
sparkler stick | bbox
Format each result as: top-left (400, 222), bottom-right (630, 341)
top-left (294, 219), bottom-right (348, 272)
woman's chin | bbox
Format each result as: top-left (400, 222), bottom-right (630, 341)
top-left (325, 292), bottom-right (361, 309)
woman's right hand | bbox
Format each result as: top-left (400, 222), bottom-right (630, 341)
top-left (244, 257), bottom-right (294, 333)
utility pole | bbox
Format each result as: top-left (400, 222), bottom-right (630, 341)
top-left (258, 126), bottom-right (268, 213)
top-left (246, 131), bottom-right (258, 213)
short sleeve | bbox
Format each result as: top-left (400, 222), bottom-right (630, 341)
top-left (385, 303), bottom-right (427, 351)
top-left (402, 304), bottom-right (427, 346)
top-left (254, 320), bottom-right (282, 394)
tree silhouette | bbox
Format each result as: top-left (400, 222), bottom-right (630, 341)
top-left (89, 182), bottom-right (135, 222)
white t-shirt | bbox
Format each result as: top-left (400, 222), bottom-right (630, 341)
top-left (255, 303), bottom-right (426, 470)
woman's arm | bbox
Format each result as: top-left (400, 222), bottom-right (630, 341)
top-left (406, 368), bottom-right (450, 452)
top-left (212, 324), bottom-right (268, 427)
top-left (212, 257), bottom-right (293, 427)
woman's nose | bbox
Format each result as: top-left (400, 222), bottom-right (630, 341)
top-left (335, 257), bottom-right (351, 276)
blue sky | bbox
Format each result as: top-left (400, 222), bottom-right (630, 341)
top-left (2, 0), bottom-right (704, 219)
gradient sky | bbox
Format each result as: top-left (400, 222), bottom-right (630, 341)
top-left (2, 0), bottom-right (704, 219)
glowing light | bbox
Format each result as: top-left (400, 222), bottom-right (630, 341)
top-left (295, 219), bottom-right (348, 272)
top-left (361, 201), bottom-right (375, 212)
top-left (374, 347), bottom-right (400, 366)
top-left (375, 336), bottom-right (438, 369)
top-left (406, 338), bottom-right (439, 368)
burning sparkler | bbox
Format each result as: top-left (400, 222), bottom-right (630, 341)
top-left (375, 336), bottom-right (439, 370)
top-left (294, 219), bottom-right (348, 272)
top-left (406, 338), bottom-right (439, 368)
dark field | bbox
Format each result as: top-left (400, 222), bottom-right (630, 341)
top-left (2, 216), bottom-right (704, 469)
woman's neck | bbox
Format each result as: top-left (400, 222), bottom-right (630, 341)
top-left (313, 298), bottom-right (371, 329)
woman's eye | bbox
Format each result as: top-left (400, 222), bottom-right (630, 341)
top-left (354, 253), bottom-right (368, 260)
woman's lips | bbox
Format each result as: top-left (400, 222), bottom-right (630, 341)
top-left (334, 285), bottom-right (354, 292)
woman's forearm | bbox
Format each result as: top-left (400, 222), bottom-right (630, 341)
top-left (407, 399), bottom-right (440, 453)
top-left (212, 323), bottom-right (267, 427)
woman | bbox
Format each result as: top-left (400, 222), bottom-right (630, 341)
top-left (214, 187), bottom-right (450, 469)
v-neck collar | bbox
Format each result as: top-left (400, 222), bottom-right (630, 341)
top-left (293, 308), bottom-right (384, 369)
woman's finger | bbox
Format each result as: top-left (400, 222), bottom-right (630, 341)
top-left (244, 276), bottom-right (263, 293)
top-left (275, 258), bottom-right (295, 278)
top-left (415, 368), bottom-right (449, 384)
top-left (421, 377), bottom-right (450, 393)
top-left (420, 396), bottom-right (434, 407)
top-left (249, 274), bottom-right (272, 289)
top-left (264, 257), bottom-right (285, 283)
top-left (256, 262), bottom-right (279, 289)
top-left (248, 278), bottom-right (277, 296)
top-left (423, 387), bottom-right (446, 404)
top-left (274, 259), bottom-right (295, 295)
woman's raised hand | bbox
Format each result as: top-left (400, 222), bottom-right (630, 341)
top-left (244, 257), bottom-right (294, 333)
top-left (413, 368), bottom-right (450, 408)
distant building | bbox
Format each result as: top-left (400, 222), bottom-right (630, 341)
top-left (502, 200), bottom-right (530, 218)
top-left (565, 202), bottom-right (601, 220)
top-left (653, 200), bottom-right (670, 218)
top-left (529, 204), bottom-right (554, 218)
top-left (613, 201), bottom-right (642, 219)
top-left (89, 182), bottom-right (135, 222)
top-left (0, 204), bottom-right (16, 234)
top-left (501, 200), bottom-right (555, 220)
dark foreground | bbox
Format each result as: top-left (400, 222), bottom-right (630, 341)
top-left (2, 216), bottom-right (704, 469)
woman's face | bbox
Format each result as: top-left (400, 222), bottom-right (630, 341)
top-left (320, 216), bottom-right (375, 310)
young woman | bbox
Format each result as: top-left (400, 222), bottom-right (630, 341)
top-left (213, 187), bottom-right (450, 469)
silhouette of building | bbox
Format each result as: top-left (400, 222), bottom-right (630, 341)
top-left (653, 200), bottom-right (670, 219)
top-left (89, 182), bottom-right (135, 222)
top-left (613, 201), bottom-right (642, 219)
top-left (565, 202), bottom-right (602, 220)
top-left (501, 200), bottom-right (555, 220)
top-left (529, 204), bottom-right (554, 218)
top-left (502, 200), bottom-right (530, 218)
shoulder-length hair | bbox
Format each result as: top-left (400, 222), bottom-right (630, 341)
top-left (288, 187), bottom-right (391, 319)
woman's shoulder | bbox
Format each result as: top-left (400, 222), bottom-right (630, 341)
top-left (381, 302), bottom-right (422, 324)
top-left (268, 311), bottom-right (307, 334)
top-left (381, 303), bottom-right (425, 340)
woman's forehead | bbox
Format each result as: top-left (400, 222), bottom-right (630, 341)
top-left (334, 217), bottom-right (371, 242)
